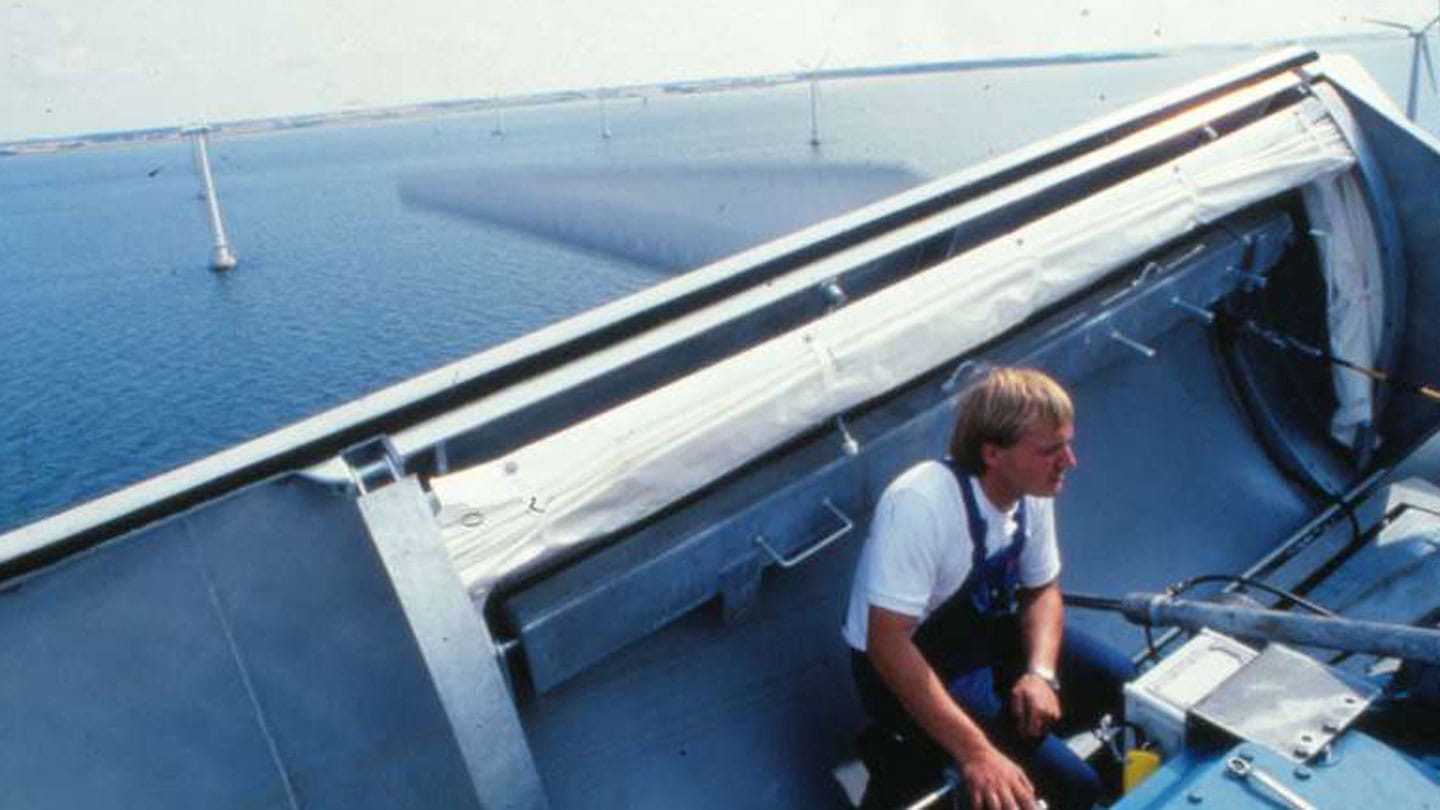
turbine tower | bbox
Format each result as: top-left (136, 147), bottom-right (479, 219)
top-left (1366, 12), bottom-right (1440, 120)
top-left (808, 74), bottom-right (821, 148)
top-left (799, 45), bottom-right (832, 149)
top-left (181, 124), bottom-right (237, 271)
top-left (491, 100), bottom-right (505, 137)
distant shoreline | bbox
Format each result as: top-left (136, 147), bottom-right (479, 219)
top-left (0, 34), bottom-right (1386, 157)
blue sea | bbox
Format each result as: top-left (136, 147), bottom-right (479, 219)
top-left (1, 40), bottom-right (1432, 534)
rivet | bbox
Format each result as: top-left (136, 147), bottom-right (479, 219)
top-left (1294, 767), bottom-right (1312, 780)
top-left (1187, 791), bottom-right (1204, 804)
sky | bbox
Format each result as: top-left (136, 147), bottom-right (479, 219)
top-left (1, 0), bottom-right (1434, 141)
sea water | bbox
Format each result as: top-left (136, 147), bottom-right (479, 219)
top-left (0, 40), bottom-right (1430, 533)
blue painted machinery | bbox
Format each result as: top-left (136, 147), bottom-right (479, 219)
top-left (4, 48), bottom-right (1440, 809)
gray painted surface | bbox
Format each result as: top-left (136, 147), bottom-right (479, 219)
top-left (0, 477), bottom-right (483, 809)
top-left (360, 477), bottom-right (548, 810)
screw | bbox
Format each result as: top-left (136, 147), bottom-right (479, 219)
top-left (1187, 791), bottom-right (1204, 804)
top-left (1294, 767), bottom-right (1312, 780)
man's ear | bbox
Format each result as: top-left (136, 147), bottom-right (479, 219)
top-left (979, 441), bottom-right (1000, 470)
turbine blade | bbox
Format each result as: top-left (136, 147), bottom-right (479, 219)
top-left (1425, 40), bottom-right (1439, 93)
top-left (1365, 17), bottom-right (1413, 31)
top-left (399, 162), bottom-right (925, 272)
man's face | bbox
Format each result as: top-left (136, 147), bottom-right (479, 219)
top-left (983, 420), bottom-right (1077, 500)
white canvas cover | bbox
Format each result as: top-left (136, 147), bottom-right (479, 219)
top-left (433, 95), bottom-right (1358, 592)
top-left (1301, 170), bottom-right (1385, 448)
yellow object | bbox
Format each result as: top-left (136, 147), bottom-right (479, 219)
top-left (1123, 750), bottom-right (1162, 794)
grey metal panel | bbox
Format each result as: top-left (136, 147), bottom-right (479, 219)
top-left (358, 477), bottom-right (548, 810)
top-left (0, 476), bottom-right (486, 809)
top-left (506, 440), bottom-right (862, 693)
top-left (1060, 320), bottom-right (1319, 647)
top-left (0, 517), bottom-right (292, 809)
top-left (520, 515), bottom-right (868, 810)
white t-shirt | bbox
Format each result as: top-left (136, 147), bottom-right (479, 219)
top-left (842, 460), bottom-right (1061, 651)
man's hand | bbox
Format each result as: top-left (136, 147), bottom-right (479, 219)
top-left (1011, 673), bottom-right (1061, 738)
top-left (960, 745), bottom-right (1038, 810)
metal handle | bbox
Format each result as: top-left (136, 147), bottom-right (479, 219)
top-left (754, 498), bottom-right (854, 569)
top-left (1109, 329), bottom-right (1157, 359)
top-left (1227, 757), bottom-right (1320, 810)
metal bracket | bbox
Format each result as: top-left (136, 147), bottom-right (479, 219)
top-left (719, 553), bottom-right (764, 625)
top-left (358, 478), bottom-right (550, 809)
top-left (343, 436), bottom-right (404, 495)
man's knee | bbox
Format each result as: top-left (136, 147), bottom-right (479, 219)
top-left (1029, 737), bottom-right (1102, 810)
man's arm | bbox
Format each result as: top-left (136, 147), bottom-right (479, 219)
top-left (867, 605), bottom-right (1036, 810)
top-left (1012, 580), bottom-right (1064, 737)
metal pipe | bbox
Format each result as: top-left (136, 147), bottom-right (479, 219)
top-left (1062, 592), bottom-right (1125, 611)
top-left (1119, 592), bottom-right (1440, 665)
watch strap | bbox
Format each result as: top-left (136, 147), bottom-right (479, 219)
top-left (1027, 665), bottom-right (1060, 692)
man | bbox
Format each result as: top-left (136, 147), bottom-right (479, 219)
top-left (842, 367), bottom-right (1131, 810)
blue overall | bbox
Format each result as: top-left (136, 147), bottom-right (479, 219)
top-left (852, 464), bottom-right (1132, 810)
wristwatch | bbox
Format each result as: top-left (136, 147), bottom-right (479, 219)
top-left (1027, 665), bottom-right (1061, 692)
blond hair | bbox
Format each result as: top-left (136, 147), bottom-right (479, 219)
top-left (949, 367), bottom-right (1073, 475)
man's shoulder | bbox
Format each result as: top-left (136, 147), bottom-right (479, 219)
top-left (876, 460), bottom-right (960, 527)
top-left (888, 459), bottom-right (955, 494)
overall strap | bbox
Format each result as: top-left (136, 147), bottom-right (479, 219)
top-left (912, 461), bottom-right (1028, 665)
top-left (951, 460), bottom-right (1030, 566)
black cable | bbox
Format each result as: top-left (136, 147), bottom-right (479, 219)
top-left (1167, 573), bottom-right (1338, 618)
top-left (1214, 303), bottom-right (1367, 564)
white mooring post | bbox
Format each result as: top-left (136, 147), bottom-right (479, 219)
top-left (182, 124), bottom-right (238, 271)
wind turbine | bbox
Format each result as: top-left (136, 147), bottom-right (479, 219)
top-left (599, 88), bottom-right (613, 140)
top-left (799, 47), bottom-right (832, 149)
top-left (1366, 12), bottom-right (1440, 120)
